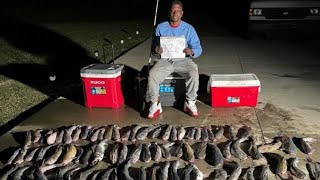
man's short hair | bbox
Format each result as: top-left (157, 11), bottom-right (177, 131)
top-left (170, 0), bottom-right (183, 9)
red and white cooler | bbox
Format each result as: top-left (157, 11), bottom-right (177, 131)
top-left (208, 73), bottom-right (261, 107)
top-left (80, 64), bottom-right (124, 108)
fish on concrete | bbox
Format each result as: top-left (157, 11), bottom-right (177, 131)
top-left (257, 141), bottom-right (282, 153)
top-left (110, 143), bottom-right (119, 165)
top-left (231, 139), bottom-right (247, 160)
top-left (205, 143), bottom-right (223, 167)
top-left (122, 160), bottom-right (134, 180)
top-left (149, 166), bottom-right (160, 180)
top-left (192, 164), bottom-right (204, 180)
top-left (244, 166), bottom-right (255, 180)
top-left (11, 165), bottom-right (31, 180)
top-left (195, 127), bottom-right (202, 140)
top-left (160, 161), bottom-right (170, 180)
top-left (139, 166), bottom-right (147, 180)
top-left (279, 135), bottom-right (297, 155)
top-left (13, 147), bottom-right (28, 164)
top-left (183, 142), bottom-right (195, 162)
top-left (80, 125), bottom-right (92, 140)
top-left (177, 126), bottom-right (186, 141)
top-left (25, 147), bottom-right (40, 162)
top-left (170, 126), bottom-right (178, 142)
top-left (213, 125), bottom-right (224, 141)
top-left (225, 161), bottom-right (242, 180)
top-left (128, 143), bottom-right (142, 164)
top-left (103, 125), bottom-right (113, 141)
top-left (61, 144), bottom-right (77, 165)
top-left (142, 142), bottom-right (152, 163)
top-left (201, 126), bottom-right (209, 142)
top-left (6, 148), bottom-right (21, 164)
top-left (45, 145), bottom-right (63, 165)
top-left (162, 125), bottom-right (173, 141)
top-left (130, 124), bottom-right (141, 142)
top-left (223, 140), bottom-right (232, 160)
top-left (288, 158), bottom-right (307, 179)
top-left (117, 143), bottom-right (128, 165)
top-left (194, 141), bottom-right (207, 160)
top-left (0, 165), bottom-right (18, 180)
top-left (182, 164), bottom-right (193, 180)
top-left (171, 160), bottom-right (180, 180)
top-left (186, 127), bottom-right (196, 140)
top-left (92, 139), bottom-right (108, 166)
top-left (211, 168), bottom-right (228, 180)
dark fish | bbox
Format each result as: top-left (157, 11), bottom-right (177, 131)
top-left (231, 139), bottom-right (247, 160)
top-left (35, 145), bottom-right (52, 162)
top-left (195, 127), bottom-right (201, 140)
top-left (288, 158), bottom-right (307, 179)
top-left (122, 161), bottom-right (134, 180)
top-left (97, 168), bottom-right (114, 180)
top-left (248, 137), bottom-right (264, 160)
top-left (258, 141), bottom-right (282, 153)
top-left (113, 125), bottom-right (121, 142)
top-left (92, 139), bottom-right (108, 165)
top-left (212, 168), bottom-right (227, 180)
top-left (12, 166), bottom-right (30, 180)
top-left (139, 166), bottom-right (147, 180)
top-left (56, 163), bottom-right (79, 180)
top-left (74, 146), bottom-right (84, 164)
top-left (6, 148), bottom-right (21, 164)
top-left (130, 125), bottom-right (141, 142)
top-left (170, 126), bottom-right (178, 141)
top-left (238, 125), bottom-right (252, 142)
top-left (281, 135), bottom-right (297, 155)
top-left (90, 127), bottom-right (102, 142)
top-left (201, 127), bottom-right (209, 141)
top-left (223, 140), bottom-right (232, 159)
top-left (205, 143), bottom-right (223, 167)
top-left (0, 165), bottom-right (18, 180)
top-left (161, 142), bottom-right (174, 159)
top-left (162, 125), bottom-right (172, 141)
top-left (25, 147), bottom-right (39, 162)
top-left (186, 127), bottom-right (196, 140)
top-left (117, 143), bottom-right (128, 165)
top-left (121, 129), bottom-right (131, 142)
top-left (13, 147), bottom-right (28, 164)
top-left (306, 157), bottom-right (319, 180)
top-left (45, 145), bottom-right (63, 165)
top-left (160, 161), bottom-right (170, 180)
top-left (175, 141), bottom-right (183, 158)
top-left (110, 143), bottom-right (119, 164)
top-left (245, 166), bottom-right (255, 180)
top-left (31, 129), bottom-right (42, 143)
top-left (183, 142), bottom-right (195, 162)
top-left (226, 125), bottom-right (237, 141)
top-left (79, 125), bottom-right (91, 140)
top-left (153, 142), bottom-right (162, 162)
top-left (128, 144), bottom-right (142, 164)
top-left (34, 167), bottom-right (48, 180)
top-left (80, 143), bottom-right (97, 165)
top-left (192, 164), bottom-right (204, 180)
top-left (71, 127), bottom-right (82, 143)
top-left (194, 141), bottom-right (207, 160)
top-left (171, 160), bottom-right (180, 180)
top-left (61, 145), bottom-right (77, 165)
top-left (183, 164), bottom-right (193, 180)
top-left (103, 125), bottom-right (113, 141)
top-left (300, 137), bottom-right (314, 154)
top-left (149, 125), bottom-right (162, 139)
top-left (55, 130), bottom-right (64, 144)
top-left (207, 126), bottom-right (215, 141)
top-left (214, 125), bottom-right (224, 141)
top-left (225, 161), bottom-right (242, 180)
top-left (149, 166), bottom-right (160, 180)
top-left (24, 131), bottom-right (32, 147)
top-left (260, 165), bottom-right (270, 180)
top-left (177, 126), bottom-right (186, 141)
top-left (97, 127), bottom-right (106, 141)
top-left (142, 142), bottom-right (152, 163)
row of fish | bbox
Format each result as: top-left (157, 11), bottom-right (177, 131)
top-left (0, 160), bottom-right (203, 180)
top-left (15, 124), bottom-right (254, 147)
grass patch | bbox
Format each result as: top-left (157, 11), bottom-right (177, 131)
top-left (0, 15), bottom-right (153, 126)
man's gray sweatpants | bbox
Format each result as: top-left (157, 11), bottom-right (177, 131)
top-left (148, 58), bottom-right (199, 103)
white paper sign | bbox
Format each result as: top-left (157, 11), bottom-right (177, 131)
top-left (160, 36), bottom-right (186, 59)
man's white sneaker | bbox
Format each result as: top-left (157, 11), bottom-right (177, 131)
top-left (184, 100), bottom-right (200, 117)
top-left (148, 102), bottom-right (162, 119)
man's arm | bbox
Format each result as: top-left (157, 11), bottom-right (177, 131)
top-left (186, 26), bottom-right (202, 58)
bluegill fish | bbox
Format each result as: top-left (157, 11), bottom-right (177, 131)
top-left (71, 126), bottom-right (82, 142)
top-left (201, 126), bottom-right (209, 142)
top-left (12, 166), bottom-right (31, 180)
top-left (45, 145), bottom-right (63, 165)
top-left (182, 164), bottom-right (193, 180)
top-left (195, 127), bottom-right (202, 140)
top-left (162, 125), bottom-right (172, 141)
top-left (280, 135), bottom-right (297, 155)
top-left (130, 125), bottom-right (141, 142)
top-left (110, 143), bottom-right (119, 164)
top-left (244, 166), bottom-right (255, 180)
top-left (213, 125), bottom-right (224, 141)
top-left (171, 160), bottom-right (180, 180)
top-left (223, 140), bottom-right (232, 160)
top-left (25, 147), bottom-right (40, 162)
top-left (192, 164), bottom-right (204, 180)
top-left (139, 166), bottom-right (147, 180)
top-left (194, 141), bottom-right (207, 160)
top-left (6, 148), bottom-right (21, 164)
top-left (224, 161), bottom-right (242, 180)
top-left (128, 144), bottom-right (142, 164)
top-left (117, 143), bottom-right (128, 165)
top-left (142, 142), bottom-right (152, 163)
top-left (170, 126), bottom-right (178, 141)
top-left (61, 145), bottom-right (77, 165)
top-left (260, 165), bottom-right (270, 180)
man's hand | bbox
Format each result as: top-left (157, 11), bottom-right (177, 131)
top-left (183, 48), bottom-right (194, 56)
top-left (155, 46), bottom-right (163, 54)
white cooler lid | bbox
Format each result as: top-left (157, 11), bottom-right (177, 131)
top-left (207, 73), bottom-right (261, 92)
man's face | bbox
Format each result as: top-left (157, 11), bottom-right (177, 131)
top-left (169, 4), bottom-right (183, 22)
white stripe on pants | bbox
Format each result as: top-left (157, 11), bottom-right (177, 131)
top-left (147, 58), bottom-right (199, 103)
